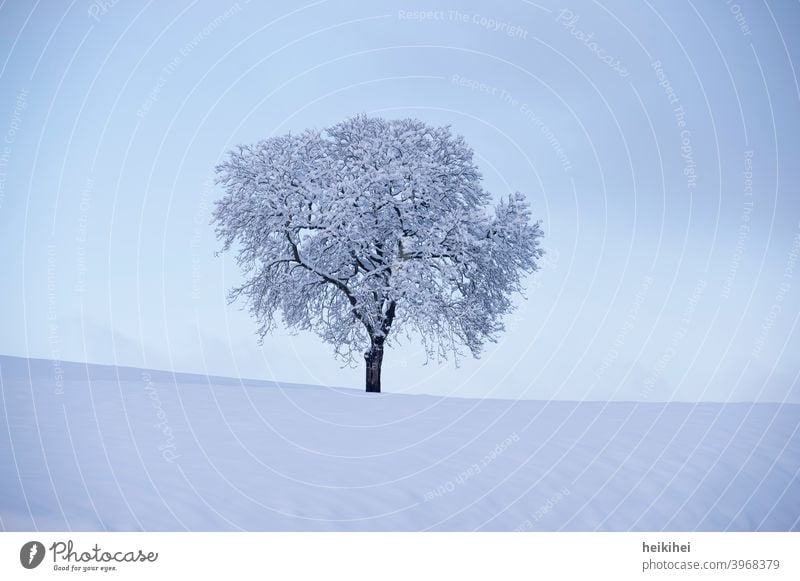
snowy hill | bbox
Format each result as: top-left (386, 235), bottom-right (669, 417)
top-left (0, 355), bottom-right (797, 531)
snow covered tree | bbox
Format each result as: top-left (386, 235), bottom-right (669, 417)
top-left (213, 115), bottom-right (544, 392)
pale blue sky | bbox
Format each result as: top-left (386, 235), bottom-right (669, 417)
top-left (1, 0), bottom-right (798, 401)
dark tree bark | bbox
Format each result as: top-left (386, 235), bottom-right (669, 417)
top-left (364, 337), bottom-right (384, 393)
top-left (363, 301), bottom-right (395, 393)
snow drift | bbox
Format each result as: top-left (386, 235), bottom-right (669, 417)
top-left (0, 355), bottom-right (797, 531)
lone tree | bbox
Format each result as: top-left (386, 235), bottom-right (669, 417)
top-left (213, 115), bottom-right (544, 392)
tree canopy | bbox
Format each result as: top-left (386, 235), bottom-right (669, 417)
top-left (213, 115), bottom-right (544, 391)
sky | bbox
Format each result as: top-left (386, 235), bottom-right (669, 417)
top-left (0, 0), bottom-right (798, 402)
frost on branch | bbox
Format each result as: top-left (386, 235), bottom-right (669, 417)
top-left (212, 115), bottom-right (544, 387)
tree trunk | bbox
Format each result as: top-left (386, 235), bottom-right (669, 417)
top-left (364, 338), bottom-right (384, 393)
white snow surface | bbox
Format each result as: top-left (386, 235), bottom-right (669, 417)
top-left (1, 355), bottom-right (797, 531)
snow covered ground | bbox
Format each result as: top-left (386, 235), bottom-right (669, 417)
top-left (1, 355), bottom-right (797, 531)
